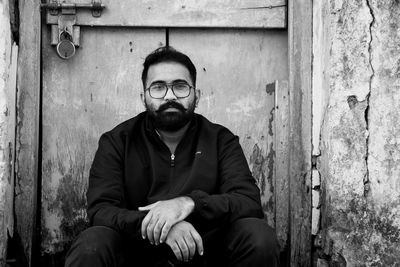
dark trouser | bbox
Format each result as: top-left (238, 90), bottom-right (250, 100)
top-left (65, 218), bottom-right (280, 267)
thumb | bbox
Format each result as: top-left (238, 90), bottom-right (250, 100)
top-left (138, 202), bottom-right (157, 211)
top-left (190, 229), bottom-right (204, 256)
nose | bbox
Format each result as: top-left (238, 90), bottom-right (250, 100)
top-left (163, 86), bottom-right (177, 101)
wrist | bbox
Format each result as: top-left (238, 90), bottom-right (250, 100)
top-left (181, 196), bottom-right (195, 214)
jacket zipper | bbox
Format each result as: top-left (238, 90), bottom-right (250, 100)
top-left (170, 153), bottom-right (175, 167)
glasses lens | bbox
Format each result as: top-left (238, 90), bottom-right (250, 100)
top-left (148, 82), bottom-right (192, 98)
top-left (172, 83), bottom-right (190, 97)
top-left (149, 83), bottom-right (167, 98)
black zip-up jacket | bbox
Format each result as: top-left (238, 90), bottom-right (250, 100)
top-left (87, 111), bottom-right (263, 238)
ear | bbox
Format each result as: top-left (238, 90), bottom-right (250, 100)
top-left (195, 89), bottom-right (201, 107)
top-left (140, 92), bottom-right (146, 108)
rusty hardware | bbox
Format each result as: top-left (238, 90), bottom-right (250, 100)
top-left (56, 31), bottom-right (76, 59)
top-left (239, 4), bottom-right (286, 10)
top-left (50, 14), bottom-right (80, 59)
top-left (43, 1), bottom-right (105, 59)
top-left (41, 0), bottom-right (105, 17)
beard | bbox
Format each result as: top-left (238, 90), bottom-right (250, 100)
top-left (145, 99), bottom-right (196, 131)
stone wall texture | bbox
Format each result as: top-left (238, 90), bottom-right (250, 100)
top-left (318, 0), bottom-right (400, 265)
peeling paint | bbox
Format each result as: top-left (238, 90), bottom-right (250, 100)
top-left (41, 131), bottom-right (94, 254)
top-left (346, 95), bottom-right (358, 110)
top-left (55, 174), bottom-right (88, 242)
top-left (266, 83), bottom-right (275, 95)
top-left (249, 143), bottom-right (275, 223)
top-left (268, 105), bottom-right (275, 136)
top-left (266, 144), bottom-right (275, 195)
top-left (250, 144), bottom-right (266, 196)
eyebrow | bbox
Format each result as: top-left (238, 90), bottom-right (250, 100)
top-left (150, 79), bottom-right (190, 85)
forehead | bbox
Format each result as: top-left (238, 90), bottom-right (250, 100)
top-left (146, 61), bottom-right (192, 84)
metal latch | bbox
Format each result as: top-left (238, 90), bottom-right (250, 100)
top-left (42, 0), bottom-right (105, 59)
top-left (41, 0), bottom-right (105, 17)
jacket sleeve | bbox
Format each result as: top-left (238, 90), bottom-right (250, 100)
top-left (87, 133), bottom-right (145, 238)
top-left (187, 129), bottom-right (264, 228)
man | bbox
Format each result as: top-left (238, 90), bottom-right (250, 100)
top-left (65, 46), bottom-right (279, 267)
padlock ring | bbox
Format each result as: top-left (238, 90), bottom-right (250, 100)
top-left (56, 39), bottom-right (76, 59)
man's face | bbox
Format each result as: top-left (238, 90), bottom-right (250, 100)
top-left (142, 61), bottom-right (200, 131)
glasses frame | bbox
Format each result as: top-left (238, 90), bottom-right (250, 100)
top-left (145, 82), bottom-right (195, 99)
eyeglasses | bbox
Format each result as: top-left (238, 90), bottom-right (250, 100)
top-left (145, 82), bottom-right (194, 99)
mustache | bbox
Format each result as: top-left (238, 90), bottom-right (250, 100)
top-left (157, 101), bottom-right (186, 112)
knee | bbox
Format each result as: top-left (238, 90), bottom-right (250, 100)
top-left (229, 218), bottom-right (279, 259)
top-left (74, 226), bottom-right (122, 253)
top-left (65, 226), bottom-right (123, 266)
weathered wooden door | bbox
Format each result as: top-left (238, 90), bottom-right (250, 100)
top-left (40, 0), bottom-right (288, 265)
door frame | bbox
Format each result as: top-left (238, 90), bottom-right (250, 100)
top-left (288, 0), bottom-right (313, 266)
top-left (15, 0), bottom-right (313, 266)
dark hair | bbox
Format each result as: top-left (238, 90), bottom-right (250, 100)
top-left (141, 46), bottom-right (197, 88)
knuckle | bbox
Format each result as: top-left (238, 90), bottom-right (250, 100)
top-left (147, 229), bottom-right (153, 238)
top-left (162, 226), bottom-right (170, 235)
top-left (160, 232), bottom-right (167, 240)
top-left (173, 249), bottom-right (180, 258)
top-left (160, 233), bottom-right (166, 241)
top-left (189, 243), bottom-right (195, 251)
top-left (163, 224), bottom-right (170, 232)
top-left (174, 252), bottom-right (182, 260)
top-left (181, 246), bottom-right (188, 254)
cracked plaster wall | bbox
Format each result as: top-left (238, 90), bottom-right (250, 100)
top-left (317, 0), bottom-right (400, 265)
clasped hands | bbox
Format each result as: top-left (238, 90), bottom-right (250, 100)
top-left (139, 196), bottom-right (203, 262)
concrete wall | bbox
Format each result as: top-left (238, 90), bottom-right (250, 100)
top-left (0, 0), bottom-right (16, 265)
top-left (315, 0), bottom-right (400, 265)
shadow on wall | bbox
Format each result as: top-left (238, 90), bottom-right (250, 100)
top-left (6, 231), bottom-right (28, 267)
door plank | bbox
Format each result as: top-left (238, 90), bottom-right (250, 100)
top-left (41, 27), bottom-right (165, 255)
top-left (45, 0), bottom-right (286, 29)
top-left (274, 80), bottom-right (289, 251)
top-left (15, 0), bottom-right (41, 266)
top-left (169, 29), bottom-right (288, 226)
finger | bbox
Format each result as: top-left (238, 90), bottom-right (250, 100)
top-left (190, 230), bottom-right (204, 256)
top-left (147, 217), bottom-right (158, 244)
top-left (177, 239), bottom-right (189, 262)
top-left (138, 202), bottom-right (157, 211)
top-left (171, 241), bottom-right (183, 261)
top-left (184, 235), bottom-right (196, 260)
top-left (159, 222), bottom-right (171, 244)
top-left (153, 220), bottom-right (165, 245)
top-left (141, 212), bottom-right (152, 239)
